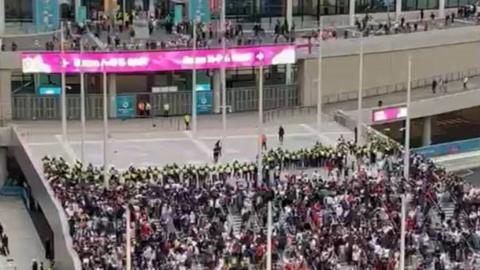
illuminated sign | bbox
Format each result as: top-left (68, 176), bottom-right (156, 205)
top-left (372, 106), bottom-right (407, 122)
top-left (21, 45), bottom-right (296, 74)
top-left (37, 86), bottom-right (61, 95)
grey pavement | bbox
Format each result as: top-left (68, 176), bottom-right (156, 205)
top-left (18, 117), bottom-right (352, 169)
top-left (0, 197), bottom-right (46, 270)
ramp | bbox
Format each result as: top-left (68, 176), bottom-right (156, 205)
top-left (8, 127), bottom-right (80, 270)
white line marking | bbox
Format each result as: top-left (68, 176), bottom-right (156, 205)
top-left (299, 124), bottom-right (336, 146)
top-left (185, 131), bottom-right (212, 158)
top-left (456, 169), bottom-right (474, 178)
top-left (54, 135), bottom-right (78, 162)
top-left (28, 132), bottom-right (316, 146)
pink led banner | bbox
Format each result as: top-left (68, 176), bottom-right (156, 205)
top-left (372, 106), bottom-right (407, 123)
top-left (21, 45), bottom-right (296, 74)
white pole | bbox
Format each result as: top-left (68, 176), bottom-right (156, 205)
top-left (60, 22), bottom-right (67, 141)
top-left (266, 201), bottom-right (272, 270)
top-left (404, 56), bottom-right (412, 181)
top-left (257, 65), bottom-right (264, 184)
top-left (400, 194), bottom-right (406, 270)
top-left (316, 17), bottom-right (323, 129)
top-left (80, 39), bottom-right (86, 164)
top-left (123, 0), bottom-right (126, 26)
top-left (125, 206), bottom-right (131, 270)
top-left (221, 0), bottom-right (227, 137)
top-left (356, 37), bottom-right (364, 144)
top-left (192, 21), bottom-right (197, 134)
top-left (285, 0), bottom-right (293, 85)
top-left (103, 72), bottom-right (109, 188)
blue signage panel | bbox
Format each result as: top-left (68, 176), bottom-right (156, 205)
top-left (75, 6), bottom-right (87, 25)
top-left (413, 137), bottom-right (480, 158)
top-left (33, 0), bottom-right (60, 32)
top-left (196, 89), bottom-right (212, 114)
top-left (37, 86), bottom-right (61, 95)
top-left (189, 0), bottom-right (211, 22)
top-left (116, 95), bottom-right (136, 118)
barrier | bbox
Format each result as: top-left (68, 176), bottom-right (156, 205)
top-left (12, 85), bottom-right (299, 120)
top-left (323, 67), bottom-right (480, 105)
top-left (413, 137), bottom-right (480, 158)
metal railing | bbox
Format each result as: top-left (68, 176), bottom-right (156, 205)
top-left (12, 85), bottom-right (299, 120)
top-left (323, 67), bottom-right (480, 104)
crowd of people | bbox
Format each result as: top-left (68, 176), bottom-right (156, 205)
top-left (41, 130), bottom-right (480, 270)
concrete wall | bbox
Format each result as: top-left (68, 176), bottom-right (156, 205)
top-left (300, 32), bottom-right (480, 106)
top-left (0, 70), bottom-right (11, 121)
top-left (9, 127), bottom-right (81, 270)
top-left (347, 88), bottom-right (480, 125)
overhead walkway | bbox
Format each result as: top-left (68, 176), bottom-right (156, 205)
top-left (332, 72), bottom-right (480, 121)
top-left (432, 151), bottom-right (480, 172)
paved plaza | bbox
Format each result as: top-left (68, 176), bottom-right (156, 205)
top-left (20, 115), bottom-right (352, 169)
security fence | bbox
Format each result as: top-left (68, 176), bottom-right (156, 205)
top-left (12, 85), bottom-right (299, 120)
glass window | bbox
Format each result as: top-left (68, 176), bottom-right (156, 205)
top-left (262, 0), bottom-right (284, 17)
top-left (427, 0), bottom-right (438, 9)
top-left (318, 0), bottom-right (349, 15)
top-left (5, 0), bottom-right (32, 21)
top-left (446, 0), bottom-right (459, 7)
top-left (356, 0), bottom-right (395, 13)
top-left (402, 0), bottom-right (438, 10)
top-left (458, 0), bottom-right (473, 6)
top-left (226, 0), bottom-right (254, 16)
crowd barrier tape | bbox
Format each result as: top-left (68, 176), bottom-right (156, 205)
top-left (412, 137), bottom-right (480, 158)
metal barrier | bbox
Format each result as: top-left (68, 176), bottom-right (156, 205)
top-left (12, 85), bottom-right (299, 120)
top-left (323, 67), bottom-right (480, 104)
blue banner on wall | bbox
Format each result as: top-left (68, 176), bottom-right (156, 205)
top-left (33, 0), bottom-right (60, 32)
top-left (413, 137), bottom-right (480, 158)
top-left (196, 88), bottom-right (212, 114)
top-left (116, 95), bottom-right (136, 118)
top-left (189, 0), bottom-right (211, 22)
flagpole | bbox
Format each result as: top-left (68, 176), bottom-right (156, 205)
top-left (220, 0), bottom-right (227, 138)
top-left (266, 201), bottom-right (272, 270)
top-left (317, 17), bottom-right (323, 129)
top-left (103, 72), bottom-right (109, 188)
top-left (257, 65), bottom-right (264, 185)
top-left (400, 194), bottom-right (406, 270)
top-left (404, 56), bottom-right (412, 180)
top-left (192, 21), bottom-right (197, 134)
top-left (356, 36), bottom-right (364, 144)
top-left (60, 22), bottom-right (67, 141)
top-left (80, 38), bottom-right (86, 164)
top-left (125, 206), bottom-right (131, 270)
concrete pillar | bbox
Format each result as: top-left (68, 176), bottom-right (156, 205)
top-left (422, 116), bottom-right (432, 146)
top-left (0, 147), bottom-right (6, 187)
top-left (395, 0), bottom-right (402, 21)
top-left (0, 70), bottom-right (12, 121)
top-left (439, 0), bottom-right (445, 18)
top-left (213, 70), bottom-right (221, 113)
top-left (349, 0), bottom-right (355, 26)
top-left (0, 0), bottom-right (4, 35)
top-left (298, 59), bottom-right (316, 107)
top-left (149, 0), bottom-right (155, 16)
top-left (108, 74), bottom-right (117, 118)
